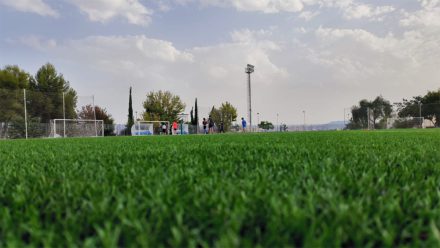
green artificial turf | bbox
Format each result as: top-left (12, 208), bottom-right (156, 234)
top-left (1, 130), bottom-right (440, 247)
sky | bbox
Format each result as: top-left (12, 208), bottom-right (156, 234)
top-left (0, 0), bottom-right (439, 125)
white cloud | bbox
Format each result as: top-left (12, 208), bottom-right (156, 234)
top-left (401, 0), bottom-right (440, 27)
top-left (343, 4), bottom-right (395, 20)
top-left (169, 0), bottom-right (395, 21)
top-left (310, 26), bottom-right (440, 90)
top-left (298, 10), bottom-right (319, 21)
top-left (315, 28), bottom-right (398, 53)
top-left (0, 0), bottom-right (58, 17)
top-left (68, 0), bottom-right (153, 26)
top-left (63, 35), bottom-right (194, 63)
top-left (312, 0), bottom-right (395, 20)
top-left (173, 0), bottom-right (306, 13)
top-left (226, 0), bottom-right (305, 13)
top-left (15, 35), bottom-right (57, 50)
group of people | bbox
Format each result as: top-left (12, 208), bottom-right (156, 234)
top-left (160, 121), bottom-right (180, 135)
top-left (201, 116), bottom-right (248, 134)
top-left (160, 116), bottom-right (248, 135)
top-left (202, 116), bottom-right (220, 134)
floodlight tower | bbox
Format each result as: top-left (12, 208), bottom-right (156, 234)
top-left (245, 64), bottom-right (255, 132)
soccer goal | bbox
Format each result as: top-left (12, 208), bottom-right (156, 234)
top-left (50, 119), bottom-right (104, 138)
top-left (132, 121), bottom-right (170, 136)
top-left (387, 117), bottom-right (425, 129)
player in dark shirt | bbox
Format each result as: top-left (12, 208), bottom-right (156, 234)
top-left (208, 116), bottom-right (214, 134)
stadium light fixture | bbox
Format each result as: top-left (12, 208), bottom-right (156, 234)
top-left (245, 64), bottom-right (255, 131)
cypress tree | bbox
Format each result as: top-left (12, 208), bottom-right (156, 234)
top-left (127, 87), bottom-right (134, 135)
top-left (194, 98), bottom-right (199, 125)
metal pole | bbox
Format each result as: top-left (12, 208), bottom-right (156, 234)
top-left (303, 111), bottom-right (306, 131)
top-left (248, 73), bottom-right (252, 132)
top-left (245, 64), bottom-right (254, 132)
top-left (277, 113), bottom-right (279, 132)
top-left (257, 113), bottom-right (260, 132)
top-left (367, 108), bottom-right (369, 130)
top-left (92, 95), bottom-right (98, 137)
top-left (419, 102), bottom-right (422, 128)
top-left (135, 111), bottom-right (139, 136)
top-left (367, 108), bottom-right (371, 130)
top-left (23, 89), bottom-right (28, 139)
top-left (63, 92), bottom-right (66, 138)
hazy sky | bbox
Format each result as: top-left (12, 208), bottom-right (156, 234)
top-left (1, 0), bottom-right (439, 125)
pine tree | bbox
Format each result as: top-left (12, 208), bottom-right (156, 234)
top-left (126, 87), bottom-right (134, 135)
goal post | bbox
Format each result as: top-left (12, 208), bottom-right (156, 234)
top-left (50, 119), bottom-right (104, 138)
top-left (132, 121), bottom-right (170, 136)
top-left (367, 108), bottom-right (375, 130)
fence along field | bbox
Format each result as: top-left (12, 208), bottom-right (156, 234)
top-left (1, 130), bottom-right (440, 246)
top-left (4, 86), bottom-right (440, 140)
top-left (2, 87), bottom-right (440, 139)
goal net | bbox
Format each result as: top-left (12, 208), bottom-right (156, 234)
top-left (387, 117), bottom-right (424, 129)
top-left (132, 121), bottom-right (170, 136)
top-left (50, 119), bottom-right (104, 138)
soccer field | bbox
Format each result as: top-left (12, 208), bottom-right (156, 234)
top-left (1, 130), bottom-right (440, 247)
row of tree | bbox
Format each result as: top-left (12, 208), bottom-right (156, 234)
top-left (348, 90), bottom-right (440, 129)
top-left (0, 64), bottom-right (77, 124)
top-left (0, 64), bottom-right (115, 137)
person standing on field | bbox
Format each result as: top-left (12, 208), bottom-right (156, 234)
top-left (162, 123), bottom-right (167, 135)
top-left (219, 121), bottom-right (224, 133)
top-left (208, 116), bottom-right (215, 134)
top-left (172, 121), bottom-right (178, 135)
top-left (202, 118), bottom-right (208, 134)
top-left (241, 117), bottom-right (247, 132)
